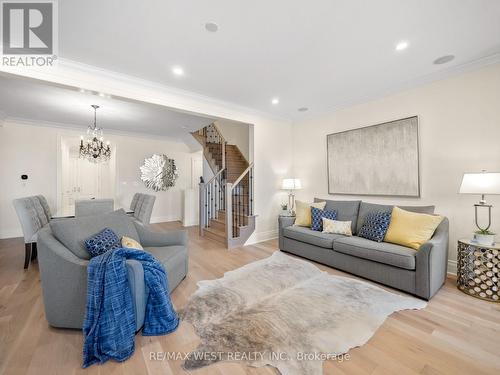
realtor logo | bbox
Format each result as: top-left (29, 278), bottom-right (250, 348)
top-left (1, 0), bottom-right (57, 66)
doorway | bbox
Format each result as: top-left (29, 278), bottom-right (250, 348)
top-left (57, 135), bottom-right (116, 215)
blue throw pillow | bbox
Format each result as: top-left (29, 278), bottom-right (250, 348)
top-left (311, 207), bottom-right (337, 231)
top-left (85, 228), bottom-right (121, 258)
top-left (358, 211), bottom-right (392, 242)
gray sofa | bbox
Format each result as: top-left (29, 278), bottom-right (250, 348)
top-left (37, 209), bottom-right (188, 330)
top-left (279, 199), bottom-right (449, 300)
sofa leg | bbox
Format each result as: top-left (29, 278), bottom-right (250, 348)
top-left (31, 243), bottom-right (38, 261)
top-left (24, 243), bottom-right (32, 269)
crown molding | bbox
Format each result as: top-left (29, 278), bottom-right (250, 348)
top-left (3, 116), bottom-right (198, 144)
top-left (2, 52), bottom-right (498, 126)
top-left (0, 58), bottom-right (291, 125)
top-left (297, 52), bottom-right (500, 123)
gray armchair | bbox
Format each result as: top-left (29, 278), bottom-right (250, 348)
top-left (75, 198), bottom-right (114, 217)
top-left (37, 209), bottom-right (188, 330)
top-left (13, 195), bottom-right (52, 268)
top-left (129, 193), bottom-right (156, 224)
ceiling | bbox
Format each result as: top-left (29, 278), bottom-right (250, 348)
top-left (57, 0), bottom-right (500, 120)
top-left (0, 74), bottom-right (215, 146)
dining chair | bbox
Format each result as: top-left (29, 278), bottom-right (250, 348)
top-left (129, 193), bottom-right (156, 224)
top-left (74, 199), bottom-right (114, 217)
top-left (13, 195), bottom-right (52, 269)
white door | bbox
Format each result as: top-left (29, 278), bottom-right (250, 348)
top-left (60, 146), bottom-right (100, 215)
top-left (58, 136), bottom-right (116, 215)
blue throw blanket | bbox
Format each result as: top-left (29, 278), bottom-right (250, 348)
top-left (82, 248), bottom-right (179, 368)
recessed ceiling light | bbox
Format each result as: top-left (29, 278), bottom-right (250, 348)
top-left (395, 40), bottom-right (409, 51)
top-left (172, 66), bottom-right (184, 76)
top-left (271, 97), bottom-right (279, 105)
top-left (433, 55), bottom-right (455, 65)
top-left (205, 22), bottom-right (219, 32)
top-left (298, 107), bottom-right (309, 112)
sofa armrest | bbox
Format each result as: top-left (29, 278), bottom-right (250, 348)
top-left (134, 222), bottom-right (188, 247)
top-left (415, 217), bottom-right (449, 299)
top-left (278, 216), bottom-right (296, 249)
top-left (126, 259), bottom-right (148, 331)
top-left (37, 227), bottom-right (89, 328)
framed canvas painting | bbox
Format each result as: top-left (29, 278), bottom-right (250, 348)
top-left (327, 116), bottom-right (420, 197)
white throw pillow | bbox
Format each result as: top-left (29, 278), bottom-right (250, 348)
top-left (322, 218), bottom-right (352, 236)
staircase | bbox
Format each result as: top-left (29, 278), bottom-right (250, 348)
top-left (192, 123), bottom-right (255, 248)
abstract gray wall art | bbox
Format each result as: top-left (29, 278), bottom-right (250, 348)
top-left (327, 116), bottom-right (420, 197)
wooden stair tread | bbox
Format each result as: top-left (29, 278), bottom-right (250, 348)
top-left (211, 217), bottom-right (225, 225)
top-left (204, 226), bottom-right (225, 235)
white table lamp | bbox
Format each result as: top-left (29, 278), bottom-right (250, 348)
top-left (459, 171), bottom-right (500, 244)
top-left (282, 178), bottom-right (302, 214)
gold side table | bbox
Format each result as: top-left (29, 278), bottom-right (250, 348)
top-left (457, 239), bottom-right (500, 302)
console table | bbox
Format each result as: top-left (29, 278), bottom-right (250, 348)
top-left (457, 239), bottom-right (500, 302)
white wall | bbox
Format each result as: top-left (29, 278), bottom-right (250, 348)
top-left (215, 119), bottom-right (251, 161)
top-left (0, 121), bottom-right (202, 238)
top-left (292, 63), bottom-right (500, 270)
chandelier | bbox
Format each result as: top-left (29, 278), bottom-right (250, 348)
top-left (79, 104), bottom-right (111, 163)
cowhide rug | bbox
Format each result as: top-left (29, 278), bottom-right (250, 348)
top-left (180, 251), bottom-right (426, 375)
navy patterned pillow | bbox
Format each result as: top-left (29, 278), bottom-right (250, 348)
top-left (358, 211), bottom-right (392, 242)
top-left (84, 228), bottom-right (121, 258)
top-left (311, 207), bottom-right (338, 231)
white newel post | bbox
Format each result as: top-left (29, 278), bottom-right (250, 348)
top-left (199, 182), bottom-right (205, 236)
top-left (225, 182), bottom-right (233, 247)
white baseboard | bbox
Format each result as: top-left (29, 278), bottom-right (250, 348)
top-left (246, 229), bottom-right (278, 245)
top-left (150, 215), bottom-right (182, 224)
top-left (0, 228), bottom-right (22, 239)
top-left (182, 220), bottom-right (199, 227)
top-left (447, 260), bottom-right (457, 275)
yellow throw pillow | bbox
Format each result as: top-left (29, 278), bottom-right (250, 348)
top-left (121, 236), bottom-right (143, 250)
top-left (384, 207), bottom-right (443, 250)
top-left (322, 218), bottom-right (352, 236)
top-left (295, 200), bottom-right (326, 227)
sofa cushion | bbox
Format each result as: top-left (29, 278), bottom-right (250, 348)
top-left (310, 207), bottom-right (337, 231)
top-left (356, 202), bottom-right (435, 233)
top-left (358, 211), bottom-right (392, 242)
top-left (384, 207), bottom-right (443, 250)
top-left (315, 198), bottom-right (361, 234)
top-left (84, 228), bottom-right (121, 257)
top-left (295, 201), bottom-right (326, 227)
top-left (144, 245), bottom-right (188, 292)
top-left (333, 236), bottom-right (416, 270)
top-left (50, 210), bottom-right (140, 260)
top-left (122, 236), bottom-right (143, 250)
top-left (283, 226), bottom-right (344, 248)
top-left (322, 218), bottom-right (352, 236)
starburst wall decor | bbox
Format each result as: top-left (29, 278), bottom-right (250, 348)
top-left (140, 154), bottom-right (179, 191)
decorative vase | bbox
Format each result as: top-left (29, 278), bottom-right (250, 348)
top-left (473, 233), bottom-right (495, 246)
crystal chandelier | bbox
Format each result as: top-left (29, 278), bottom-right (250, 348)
top-left (79, 105), bottom-right (111, 163)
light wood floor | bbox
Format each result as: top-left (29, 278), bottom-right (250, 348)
top-left (0, 222), bottom-right (499, 375)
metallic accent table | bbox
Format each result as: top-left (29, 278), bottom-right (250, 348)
top-left (457, 239), bottom-right (500, 302)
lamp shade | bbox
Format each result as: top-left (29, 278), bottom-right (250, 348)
top-left (459, 172), bottom-right (500, 194)
top-left (282, 178), bottom-right (302, 190)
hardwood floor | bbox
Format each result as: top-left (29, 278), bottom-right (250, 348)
top-left (1, 222), bottom-right (499, 375)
